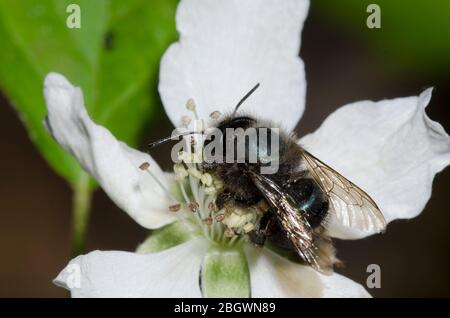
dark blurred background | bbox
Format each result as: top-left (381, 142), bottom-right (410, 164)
top-left (1, 0), bottom-right (449, 297)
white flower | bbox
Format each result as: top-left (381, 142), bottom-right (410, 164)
top-left (47, 0), bottom-right (450, 298)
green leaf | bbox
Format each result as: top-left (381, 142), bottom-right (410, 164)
top-left (200, 246), bottom-right (250, 298)
top-left (136, 222), bottom-right (195, 254)
top-left (0, 0), bottom-right (178, 185)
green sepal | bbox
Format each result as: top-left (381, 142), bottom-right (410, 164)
top-left (200, 245), bottom-right (251, 298)
top-left (136, 221), bottom-right (195, 254)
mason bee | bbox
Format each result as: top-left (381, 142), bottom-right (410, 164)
top-left (149, 84), bottom-right (387, 274)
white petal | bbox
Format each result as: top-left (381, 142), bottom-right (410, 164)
top-left (44, 73), bottom-right (176, 229)
top-left (246, 247), bottom-right (370, 298)
top-left (301, 89), bottom-right (450, 239)
top-left (159, 0), bottom-right (309, 131)
top-left (54, 239), bottom-right (207, 297)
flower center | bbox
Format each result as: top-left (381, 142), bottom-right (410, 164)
top-left (140, 100), bottom-right (264, 247)
top-left (171, 145), bottom-right (261, 247)
top-left (167, 100), bottom-right (261, 246)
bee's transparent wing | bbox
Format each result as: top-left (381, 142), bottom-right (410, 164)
top-left (248, 171), bottom-right (333, 274)
top-left (301, 150), bottom-right (387, 235)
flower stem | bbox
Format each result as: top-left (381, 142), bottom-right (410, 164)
top-left (71, 173), bottom-right (93, 256)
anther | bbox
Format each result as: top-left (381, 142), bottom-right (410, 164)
top-left (223, 213), bottom-right (241, 228)
top-left (224, 227), bottom-right (235, 238)
top-left (204, 186), bottom-right (216, 195)
top-left (169, 204), bottom-right (181, 212)
top-left (215, 214), bottom-right (225, 222)
top-left (243, 223), bottom-right (255, 233)
top-left (186, 98), bottom-right (196, 111)
top-left (214, 179), bottom-right (224, 189)
top-left (139, 162), bottom-right (150, 170)
top-left (188, 201), bottom-right (199, 212)
top-left (209, 110), bottom-right (221, 120)
top-left (181, 115), bottom-right (192, 127)
top-left (202, 217), bottom-right (213, 225)
top-left (224, 207), bottom-right (233, 216)
top-left (201, 173), bottom-right (213, 186)
top-left (208, 201), bottom-right (217, 212)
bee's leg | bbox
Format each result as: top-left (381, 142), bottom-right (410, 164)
top-left (248, 231), bottom-right (266, 246)
top-left (248, 210), bottom-right (276, 246)
top-left (200, 161), bottom-right (217, 171)
top-left (215, 190), bottom-right (234, 209)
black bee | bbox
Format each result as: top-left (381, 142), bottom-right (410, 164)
top-left (149, 84), bottom-right (387, 274)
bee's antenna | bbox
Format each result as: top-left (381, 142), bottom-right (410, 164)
top-left (231, 83), bottom-right (260, 117)
top-left (149, 83), bottom-right (259, 149)
top-left (148, 131), bottom-right (203, 149)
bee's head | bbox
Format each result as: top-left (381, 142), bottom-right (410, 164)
top-left (148, 84), bottom-right (260, 151)
top-left (147, 83), bottom-right (280, 173)
top-left (204, 115), bottom-right (281, 171)
top-left (216, 115), bottom-right (256, 131)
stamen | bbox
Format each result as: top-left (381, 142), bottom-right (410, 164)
top-left (243, 223), bottom-right (255, 233)
top-left (178, 181), bottom-right (190, 203)
top-left (194, 119), bottom-right (204, 132)
top-left (178, 150), bottom-right (194, 164)
top-left (177, 151), bottom-right (187, 162)
top-left (204, 186), bottom-right (216, 195)
top-left (169, 204), bottom-right (181, 212)
top-left (200, 173), bottom-right (213, 186)
top-left (227, 233), bottom-right (240, 246)
top-left (215, 214), bottom-right (225, 222)
top-left (188, 201), bottom-right (199, 213)
top-left (169, 105), bottom-right (259, 246)
top-left (139, 162), bottom-right (176, 202)
top-left (208, 201), bottom-right (217, 212)
top-left (233, 207), bottom-right (245, 216)
top-left (139, 162), bottom-right (150, 170)
top-left (224, 227), bottom-right (235, 238)
top-left (185, 98), bottom-right (199, 120)
top-left (213, 178), bottom-right (224, 190)
top-left (209, 110), bottom-right (221, 120)
top-left (186, 98), bottom-right (196, 111)
top-left (191, 150), bottom-right (203, 163)
top-left (224, 206), bottom-right (233, 217)
top-left (202, 217), bottom-right (213, 225)
top-left (223, 213), bottom-right (241, 228)
top-left (174, 163), bottom-right (188, 181)
top-left (181, 115), bottom-right (192, 127)
top-left (188, 167), bottom-right (202, 179)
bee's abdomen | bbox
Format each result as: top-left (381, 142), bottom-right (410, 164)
top-left (286, 178), bottom-right (329, 228)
